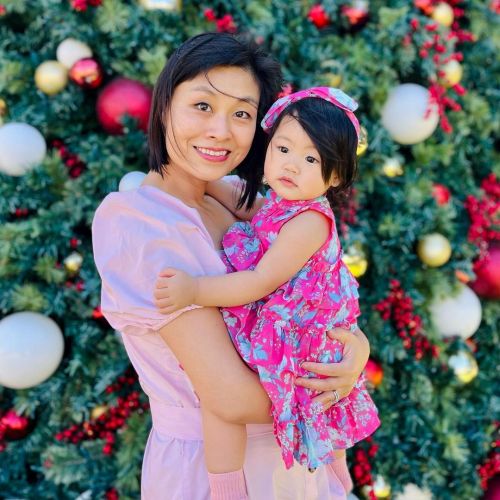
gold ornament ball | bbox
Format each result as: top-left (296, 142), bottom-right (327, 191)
top-left (362, 475), bottom-right (391, 499)
top-left (0, 98), bottom-right (6, 116)
top-left (448, 350), bottom-right (478, 383)
top-left (357, 126), bottom-right (368, 156)
top-left (35, 61), bottom-right (68, 96)
top-left (64, 251), bottom-right (83, 274)
top-left (417, 233), bottom-right (452, 267)
top-left (325, 72), bottom-right (343, 88)
top-left (139, 0), bottom-right (181, 11)
top-left (440, 60), bottom-right (463, 87)
top-left (91, 404), bottom-right (108, 420)
top-left (342, 247), bottom-right (368, 278)
top-left (382, 157), bottom-right (404, 177)
top-left (431, 2), bottom-right (454, 27)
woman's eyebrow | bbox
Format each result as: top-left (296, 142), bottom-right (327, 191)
top-left (191, 85), bottom-right (258, 107)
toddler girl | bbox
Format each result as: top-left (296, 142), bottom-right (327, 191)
top-left (155, 87), bottom-right (380, 496)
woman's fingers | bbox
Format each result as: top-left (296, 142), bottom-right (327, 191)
top-left (295, 374), bottom-right (354, 391)
top-left (301, 360), bottom-right (353, 377)
top-left (311, 385), bottom-right (353, 411)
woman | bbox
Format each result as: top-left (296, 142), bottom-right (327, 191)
top-left (92, 33), bottom-right (370, 500)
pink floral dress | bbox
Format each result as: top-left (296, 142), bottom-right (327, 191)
top-left (220, 189), bottom-right (380, 470)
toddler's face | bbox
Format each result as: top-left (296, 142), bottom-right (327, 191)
top-left (264, 116), bottom-right (337, 201)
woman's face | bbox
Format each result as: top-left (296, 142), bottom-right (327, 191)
top-left (164, 66), bottom-right (260, 182)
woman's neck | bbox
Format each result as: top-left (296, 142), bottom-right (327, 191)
top-left (142, 168), bottom-right (207, 208)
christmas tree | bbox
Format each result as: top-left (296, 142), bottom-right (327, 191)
top-left (0, 1), bottom-right (498, 499)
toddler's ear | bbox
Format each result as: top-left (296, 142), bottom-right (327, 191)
top-left (329, 174), bottom-right (341, 188)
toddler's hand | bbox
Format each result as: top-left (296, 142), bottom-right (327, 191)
top-left (154, 268), bottom-right (198, 314)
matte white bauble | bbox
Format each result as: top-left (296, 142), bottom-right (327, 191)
top-left (395, 484), bottom-right (433, 500)
top-left (381, 84), bottom-right (439, 144)
top-left (56, 38), bottom-right (93, 69)
top-left (430, 285), bottom-right (482, 340)
top-left (119, 171), bottom-right (146, 192)
top-left (0, 123), bottom-right (47, 176)
top-left (0, 312), bottom-right (64, 389)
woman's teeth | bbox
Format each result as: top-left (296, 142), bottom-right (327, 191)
top-left (197, 147), bottom-right (229, 157)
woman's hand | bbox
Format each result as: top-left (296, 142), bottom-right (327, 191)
top-left (295, 327), bottom-right (370, 411)
top-left (154, 268), bottom-right (198, 314)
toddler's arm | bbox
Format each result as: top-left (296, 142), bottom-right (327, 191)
top-left (155, 210), bottom-right (330, 313)
top-left (206, 179), bottom-right (265, 221)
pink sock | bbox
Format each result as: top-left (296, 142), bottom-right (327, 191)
top-left (207, 469), bottom-right (248, 500)
top-left (329, 455), bottom-right (354, 494)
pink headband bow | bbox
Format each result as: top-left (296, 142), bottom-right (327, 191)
top-left (261, 86), bottom-right (360, 139)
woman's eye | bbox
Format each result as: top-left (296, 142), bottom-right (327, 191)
top-left (195, 102), bottom-right (211, 112)
top-left (306, 155), bottom-right (319, 164)
top-left (278, 146), bottom-right (289, 153)
top-left (235, 110), bottom-right (251, 119)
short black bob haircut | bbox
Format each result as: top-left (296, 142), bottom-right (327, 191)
top-left (265, 98), bottom-right (359, 209)
top-left (147, 32), bottom-right (283, 210)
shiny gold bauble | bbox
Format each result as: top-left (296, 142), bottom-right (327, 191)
top-left (362, 475), bottom-right (391, 499)
top-left (0, 98), bottom-right (6, 116)
top-left (440, 60), bottom-right (463, 87)
top-left (342, 246), bottom-right (368, 278)
top-left (431, 2), bottom-right (454, 27)
top-left (91, 404), bottom-right (108, 420)
top-left (34, 61), bottom-right (68, 95)
top-left (448, 350), bottom-right (478, 383)
top-left (417, 233), bottom-right (452, 267)
top-left (63, 251), bottom-right (83, 274)
top-left (139, 0), bottom-right (182, 10)
top-left (382, 157), bottom-right (404, 177)
top-left (356, 126), bottom-right (368, 156)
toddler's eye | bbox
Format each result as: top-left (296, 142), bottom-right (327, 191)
top-left (278, 146), bottom-right (289, 153)
top-left (235, 111), bottom-right (252, 119)
top-left (306, 155), bottom-right (319, 164)
top-left (196, 102), bottom-right (211, 112)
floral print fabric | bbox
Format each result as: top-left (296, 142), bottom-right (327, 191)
top-left (220, 190), bottom-right (380, 469)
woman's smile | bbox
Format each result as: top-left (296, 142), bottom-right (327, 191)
top-left (194, 146), bottom-right (231, 162)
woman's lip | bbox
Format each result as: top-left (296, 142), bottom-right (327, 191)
top-left (194, 146), bottom-right (230, 162)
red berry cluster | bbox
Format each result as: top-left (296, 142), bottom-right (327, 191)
top-left (477, 423), bottom-right (500, 489)
top-left (105, 488), bottom-right (119, 500)
top-left (351, 437), bottom-right (379, 496)
top-left (51, 140), bottom-right (86, 179)
top-left (0, 5), bottom-right (6, 16)
top-left (375, 280), bottom-right (439, 360)
top-left (70, 0), bottom-right (102, 12)
top-left (55, 370), bottom-right (148, 456)
top-left (339, 187), bottom-right (359, 237)
top-left (407, 1), bottom-right (474, 133)
top-left (13, 207), bottom-right (30, 218)
top-left (203, 9), bottom-right (237, 33)
top-left (341, 3), bottom-right (369, 28)
top-left (308, 4), bottom-right (330, 29)
top-left (464, 174), bottom-right (500, 262)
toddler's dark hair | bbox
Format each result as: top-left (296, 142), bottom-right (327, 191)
top-left (148, 32), bottom-right (283, 210)
top-left (266, 98), bottom-right (359, 208)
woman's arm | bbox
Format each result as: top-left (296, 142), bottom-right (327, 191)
top-left (154, 210), bottom-right (330, 314)
top-left (158, 306), bottom-right (272, 424)
top-left (206, 179), bottom-right (266, 221)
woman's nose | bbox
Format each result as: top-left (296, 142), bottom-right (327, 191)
top-left (206, 114), bottom-right (231, 141)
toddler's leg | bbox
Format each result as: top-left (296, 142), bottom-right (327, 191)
top-left (202, 407), bottom-right (248, 500)
top-left (328, 450), bottom-right (353, 494)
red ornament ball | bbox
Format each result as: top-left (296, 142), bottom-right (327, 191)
top-left (432, 183), bottom-right (451, 205)
top-left (1, 410), bottom-right (31, 440)
top-left (69, 58), bottom-right (103, 89)
top-left (364, 358), bottom-right (384, 388)
top-left (308, 5), bottom-right (330, 29)
top-left (96, 78), bottom-right (152, 135)
top-left (471, 243), bottom-right (500, 299)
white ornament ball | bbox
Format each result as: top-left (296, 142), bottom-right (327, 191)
top-left (395, 483), bottom-right (433, 500)
top-left (56, 38), bottom-right (93, 69)
top-left (430, 285), bottom-right (482, 340)
top-left (381, 84), bottom-right (439, 144)
top-left (0, 312), bottom-right (64, 389)
top-left (0, 122), bottom-right (47, 176)
top-left (119, 171), bottom-right (146, 192)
